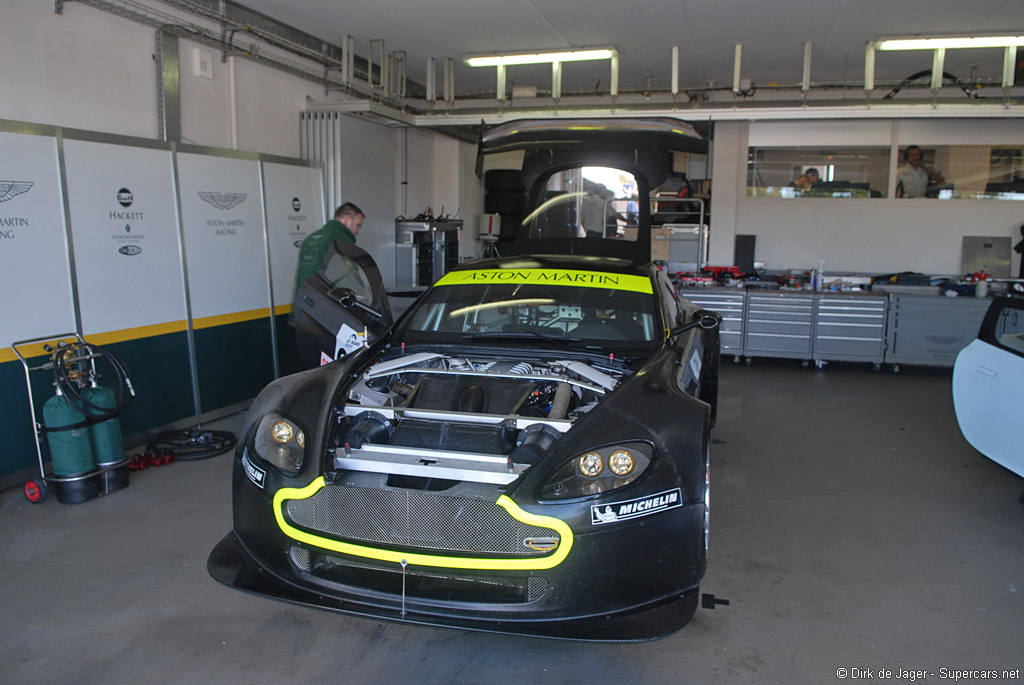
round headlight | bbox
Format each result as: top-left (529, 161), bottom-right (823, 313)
top-left (577, 452), bottom-right (604, 477)
top-left (295, 430), bottom-right (305, 449)
top-left (271, 420), bottom-right (294, 444)
top-left (608, 449), bottom-right (635, 476)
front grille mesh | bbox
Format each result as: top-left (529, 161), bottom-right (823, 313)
top-left (285, 485), bottom-right (558, 556)
top-left (309, 552), bottom-right (550, 603)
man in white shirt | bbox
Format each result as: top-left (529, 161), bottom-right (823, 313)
top-left (895, 146), bottom-right (943, 198)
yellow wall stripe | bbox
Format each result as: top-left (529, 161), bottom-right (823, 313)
top-left (273, 477), bottom-right (575, 571)
top-left (192, 307), bottom-right (272, 331)
top-left (2, 307), bottom-right (278, 364)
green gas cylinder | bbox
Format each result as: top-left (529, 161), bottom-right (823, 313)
top-left (82, 385), bottom-right (125, 467)
top-left (43, 392), bottom-right (95, 476)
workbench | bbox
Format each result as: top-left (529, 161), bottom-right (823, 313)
top-left (677, 286), bottom-right (990, 370)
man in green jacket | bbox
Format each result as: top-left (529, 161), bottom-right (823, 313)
top-left (291, 202), bottom-right (364, 310)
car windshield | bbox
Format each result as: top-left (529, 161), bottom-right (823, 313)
top-left (394, 268), bottom-right (659, 354)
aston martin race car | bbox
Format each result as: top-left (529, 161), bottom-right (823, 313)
top-left (209, 119), bottom-right (720, 640)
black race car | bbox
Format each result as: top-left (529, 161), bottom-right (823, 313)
top-left (209, 119), bottom-right (720, 640)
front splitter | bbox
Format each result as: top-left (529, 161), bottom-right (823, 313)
top-left (208, 532), bottom-right (698, 642)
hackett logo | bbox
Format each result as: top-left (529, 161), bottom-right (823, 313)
top-left (117, 187), bottom-right (133, 207)
top-left (291, 197), bottom-right (301, 211)
top-left (0, 181), bottom-right (33, 203)
top-left (118, 245), bottom-right (142, 256)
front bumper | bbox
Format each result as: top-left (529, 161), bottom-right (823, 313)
top-left (209, 530), bottom-right (699, 641)
top-left (210, 458), bottom-right (706, 641)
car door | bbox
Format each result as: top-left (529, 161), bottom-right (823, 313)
top-left (294, 242), bottom-right (393, 368)
top-left (952, 297), bottom-right (1024, 478)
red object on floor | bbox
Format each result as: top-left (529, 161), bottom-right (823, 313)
top-left (128, 452), bottom-right (176, 471)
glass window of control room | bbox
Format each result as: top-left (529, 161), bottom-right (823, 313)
top-left (747, 146), bottom-right (890, 198)
top-left (747, 144), bottom-right (1024, 201)
top-left (895, 145), bottom-right (1024, 200)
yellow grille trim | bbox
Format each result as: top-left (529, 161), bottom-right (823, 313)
top-left (273, 477), bottom-right (574, 570)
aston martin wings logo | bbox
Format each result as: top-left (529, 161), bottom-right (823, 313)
top-left (197, 191), bottom-right (247, 210)
top-left (0, 181), bottom-right (33, 203)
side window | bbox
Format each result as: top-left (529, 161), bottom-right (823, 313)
top-left (984, 300), bottom-right (1024, 356)
top-left (322, 252), bottom-right (373, 303)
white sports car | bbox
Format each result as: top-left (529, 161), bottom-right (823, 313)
top-left (952, 296), bottom-right (1024, 489)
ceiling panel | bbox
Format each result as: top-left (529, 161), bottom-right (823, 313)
top-left (237, 0), bottom-right (1024, 96)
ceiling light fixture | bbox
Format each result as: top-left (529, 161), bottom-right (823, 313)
top-left (465, 47), bottom-right (618, 104)
top-left (869, 34), bottom-right (1021, 92)
top-left (875, 35), bottom-right (1024, 51)
top-left (464, 48), bottom-right (616, 67)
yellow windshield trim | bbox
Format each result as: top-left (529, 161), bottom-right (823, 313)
top-left (435, 268), bottom-right (653, 294)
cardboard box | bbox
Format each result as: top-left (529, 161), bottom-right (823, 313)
top-left (651, 228), bottom-right (671, 262)
top-left (619, 227), bottom-right (671, 262)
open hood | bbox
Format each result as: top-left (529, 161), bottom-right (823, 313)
top-left (476, 118), bottom-right (707, 262)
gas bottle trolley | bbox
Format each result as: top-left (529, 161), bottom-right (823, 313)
top-left (12, 333), bottom-right (135, 504)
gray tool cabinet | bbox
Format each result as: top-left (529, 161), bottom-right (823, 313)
top-left (813, 295), bottom-right (887, 370)
top-left (884, 294), bottom-right (990, 371)
top-left (677, 286), bottom-right (989, 371)
top-left (678, 289), bottom-right (745, 362)
top-left (742, 292), bottom-right (816, 361)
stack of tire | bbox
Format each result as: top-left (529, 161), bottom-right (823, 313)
top-left (483, 169), bottom-right (526, 255)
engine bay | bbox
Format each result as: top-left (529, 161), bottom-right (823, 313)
top-left (328, 352), bottom-right (629, 485)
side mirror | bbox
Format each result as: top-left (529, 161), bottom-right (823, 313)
top-left (670, 310), bottom-right (721, 339)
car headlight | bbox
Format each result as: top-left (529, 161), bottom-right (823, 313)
top-left (253, 414), bottom-right (306, 474)
top-left (537, 442), bottom-right (652, 500)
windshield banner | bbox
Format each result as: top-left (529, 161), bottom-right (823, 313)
top-left (435, 268), bottom-right (652, 294)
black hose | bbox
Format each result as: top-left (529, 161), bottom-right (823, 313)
top-left (53, 342), bottom-right (134, 421)
top-left (146, 429), bottom-right (237, 461)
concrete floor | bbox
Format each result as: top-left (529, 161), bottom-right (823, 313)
top-left (2, 360), bottom-right (1022, 683)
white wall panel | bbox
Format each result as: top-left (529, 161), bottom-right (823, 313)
top-left (176, 153), bottom-right (269, 319)
top-left (735, 198), bottom-right (1023, 275)
top-left (262, 162), bottom-right (326, 307)
top-left (0, 3), bottom-right (159, 139)
top-left (749, 120), bottom-right (893, 146)
top-left (0, 132), bottom-right (76, 348)
top-left (62, 140), bottom-right (187, 336)
top-left (337, 117), bottom-right (399, 287)
top-left (898, 119), bottom-right (1024, 146)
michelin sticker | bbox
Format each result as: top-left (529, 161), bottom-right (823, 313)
top-left (591, 488), bottom-right (682, 526)
top-left (241, 447), bottom-right (265, 489)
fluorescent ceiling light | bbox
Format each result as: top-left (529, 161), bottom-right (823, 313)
top-left (875, 35), bottom-right (1024, 51)
top-left (466, 48), bottom-right (615, 67)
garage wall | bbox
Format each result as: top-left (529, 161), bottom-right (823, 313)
top-left (0, 2), bottom-right (326, 158)
top-left (710, 119), bottom-right (1024, 275)
top-left (0, 122), bottom-right (323, 487)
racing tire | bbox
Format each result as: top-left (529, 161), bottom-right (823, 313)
top-left (485, 192), bottom-right (526, 215)
top-left (484, 169), bottom-right (525, 193)
top-left (24, 478), bottom-right (47, 504)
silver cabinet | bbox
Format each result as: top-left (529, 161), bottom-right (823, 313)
top-left (679, 289), bottom-right (745, 358)
top-left (814, 295), bottom-right (887, 365)
top-left (884, 295), bottom-right (990, 368)
top-left (744, 293), bottom-right (815, 359)
top-left (395, 220), bottom-right (462, 289)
